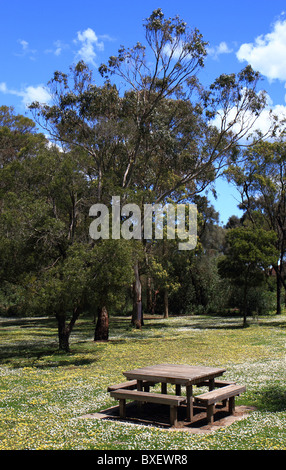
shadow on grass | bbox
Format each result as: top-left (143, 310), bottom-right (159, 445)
top-left (0, 316), bottom-right (102, 369)
top-left (1, 314), bottom-right (285, 369)
top-left (251, 385), bottom-right (286, 412)
top-left (0, 316), bottom-right (55, 328)
top-left (142, 314), bottom-right (286, 331)
top-left (0, 342), bottom-right (102, 369)
top-left (258, 320), bottom-right (286, 329)
top-left (142, 319), bottom-right (246, 331)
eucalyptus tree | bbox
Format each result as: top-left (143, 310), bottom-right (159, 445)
top-left (30, 9), bottom-right (275, 329)
top-left (0, 105), bottom-right (46, 168)
top-left (218, 227), bottom-right (278, 326)
top-left (0, 106), bottom-right (49, 313)
top-left (227, 141), bottom-right (286, 314)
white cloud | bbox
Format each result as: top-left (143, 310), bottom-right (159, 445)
top-left (0, 82), bottom-right (8, 93)
top-left (19, 39), bottom-right (28, 51)
top-left (207, 41), bottom-right (233, 59)
top-left (0, 82), bottom-right (51, 106)
top-left (237, 19), bottom-right (286, 81)
top-left (21, 85), bottom-right (51, 105)
top-left (164, 39), bottom-right (213, 61)
top-left (45, 40), bottom-right (69, 57)
top-left (163, 41), bottom-right (184, 60)
top-left (75, 27), bottom-right (104, 65)
top-left (53, 40), bottom-right (64, 56)
top-left (211, 100), bottom-right (286, 142)
top-left (16, 39), bottom-right (37, 59)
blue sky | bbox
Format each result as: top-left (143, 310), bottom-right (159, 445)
top-left (1, 0), bottom-right (286, 224)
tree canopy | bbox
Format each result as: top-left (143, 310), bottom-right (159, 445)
top-left (0, 9), bottom-right (283, 350)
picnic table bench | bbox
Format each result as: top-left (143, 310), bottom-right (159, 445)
top-left (196, 379), bottom-right (236, 388)
top-left (110, 388), bottom-right (186, 426)
top-left (107, 379), bottom-right (158, 393)
top-left (194, 384), bottom-right (246, 424)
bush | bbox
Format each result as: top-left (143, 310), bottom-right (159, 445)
top-left (228, 284), bottom-right (276, 316)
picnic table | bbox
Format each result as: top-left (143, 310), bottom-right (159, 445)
top-left (124, 364), bottom-right (226, 421)
top-left (108, 363), bottom-right (246, 426)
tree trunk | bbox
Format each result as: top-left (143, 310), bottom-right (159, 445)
top-left (276, 272), bottom-right (282, 315)
top-left (147, 276), bottom-right (153, 313)
top-left (272, 265), bottom-right (283, 315)
top-left (94, 306), bottom-right (109, 341)
top-left (242, 281), bottom-right (248, 327)
top-left (56, 305), bottom-right (81, 352)
top-left (57, 314), bottom-right (71, 352)
top-left (132, 261), bottom-right (142, 329)
top-left (163, 288), bottom-right (169, 318)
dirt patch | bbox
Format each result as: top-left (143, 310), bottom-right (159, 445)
top-left (80, 402), bottom-right (256, 434)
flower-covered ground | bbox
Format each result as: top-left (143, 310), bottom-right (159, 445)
top-left (0, 314), bottom-right (285, 450)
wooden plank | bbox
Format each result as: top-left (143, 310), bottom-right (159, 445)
top-left (110, 389), bottom-right (186, 406)
top-left (108, 379), bottom-right (158, 392)
top-left (107, 380), bottom-right (138, 392)
top-left (214, 380), bottom-right (236, 387)
top-left (196, 379), bottom-right (236, 388)
top-left (123, 364), bottom-right (226, 385)
top-left (124, 364), bottom-right (225, 378)
top-left (141, 364), bottom-right (225, 375)
top-left (194, 384), bottom-right (246, 405)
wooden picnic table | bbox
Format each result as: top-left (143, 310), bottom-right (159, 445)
top-left (123, 363), bottom-right (226, 421)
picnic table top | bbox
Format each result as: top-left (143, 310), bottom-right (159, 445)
top-left (123, 363), bottom-right (226, 386)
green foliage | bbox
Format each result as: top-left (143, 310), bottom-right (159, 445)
top-left (168, 252), bottom-right (228, 315)
top-left (228, 284), bottom-right (277, 317)
top-left (218, 227), bottom-right (278, 288)
top-left (22, 239), bottom-right (135, 317)
top-left (0, 105), bottom-right (46, 169)
top-left (218, 226), bottom-right (279, 323)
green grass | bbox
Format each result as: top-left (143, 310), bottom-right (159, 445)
top-left (0, 313), bottom-right (286, 450)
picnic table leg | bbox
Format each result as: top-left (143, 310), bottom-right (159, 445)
top-left (186, 385), bottom-right (193, 422)
top-left (143, 382), bottom-right (150, 392)
top-left (207, 404), bottom-right (214, 424)
top-left (228, 396), bottom-right (235, 415)
top-left (137, 380), bottom-right (143, 406)
top-left (137, 380), bottom-right (143, 391)
top-left (161, 382), bottom-right (167, 394)
top-left (209, 378), bottom-right (215, 391)
top-left (170, 406), bottom-right (178, 427)
top-left (119, 399), bottom-right (126, 418)
top-left (175, 384), bottom-right (181, 395)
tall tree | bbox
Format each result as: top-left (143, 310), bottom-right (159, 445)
top-left (218, 227), bottom-right (278, 326)
top-left (227, 140), bottom-right (286, 314)
top-left (30, 9), bottom-right (274, 328)
top-left (0, 107), bottom-right (50, 313)
top-left (0, 105), bottom-right (46, 169)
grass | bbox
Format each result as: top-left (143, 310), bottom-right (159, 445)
top-left (0, 313), bottom-right (286, 450)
